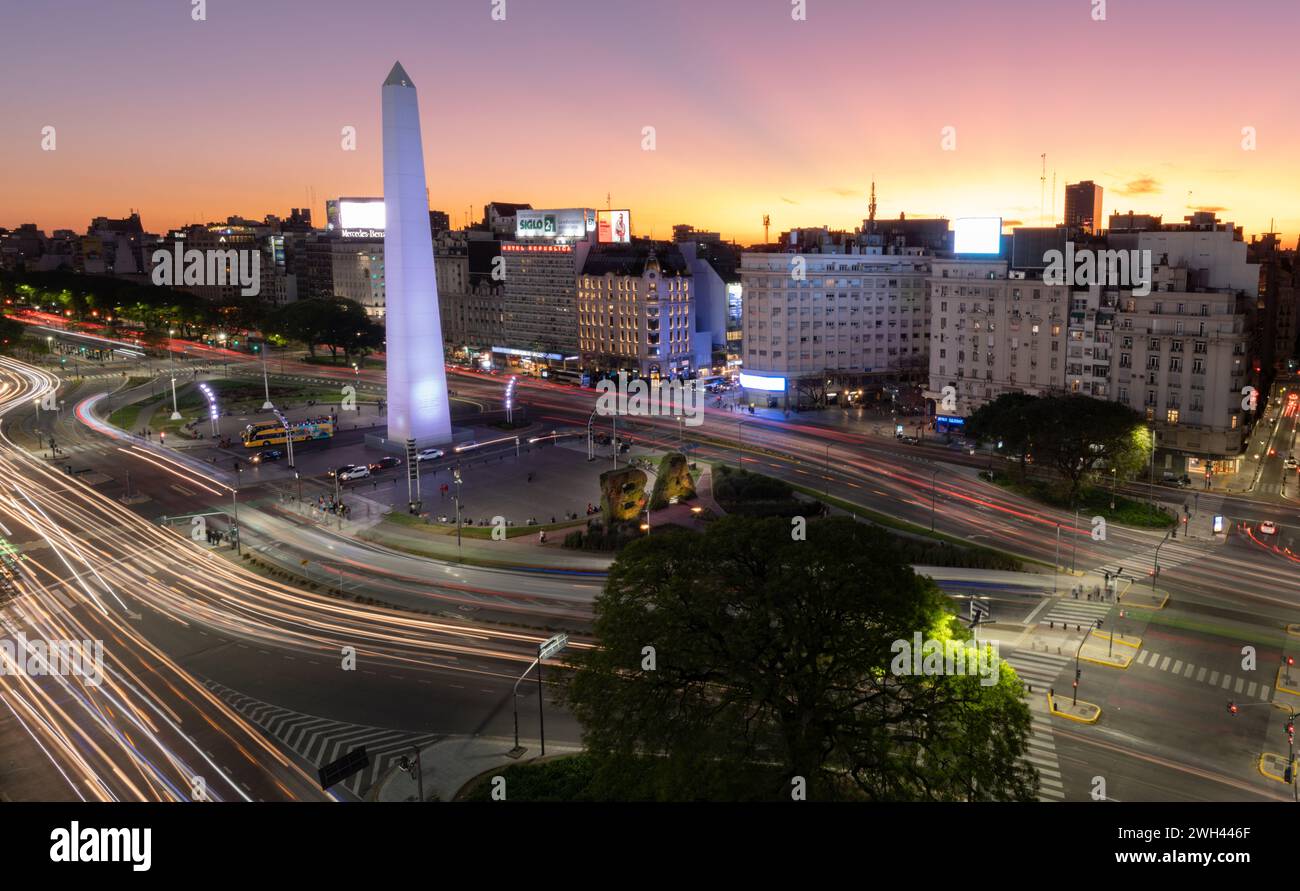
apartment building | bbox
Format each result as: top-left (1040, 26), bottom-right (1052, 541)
top-left (577, 244), bottom-right (697, 378)
top-left (740, 244), bottom-right (931, 406)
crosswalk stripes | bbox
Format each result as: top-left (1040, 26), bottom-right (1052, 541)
top-left (1132, 648), bottom-right (1272, 701)
top-left (1003, 649), bottom-right (1072, 801)
top-left (203, 680), bottom-right (441, 799)
top-left (1040, 597), bottom-right (1112, 629)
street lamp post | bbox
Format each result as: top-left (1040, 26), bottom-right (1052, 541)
top-left (453, 469), bottom-right (463, 559)
top-left (230, 467), bottom-right (242, 556)
top-left (169, 377), bottom-right (182, 421)
top-left (1054, 523), bottom-right (1062, 595)
top-left (1070, 505), bottom-right (1081, 573)
top-left (930, 465), bottom-right (939, 532)
top-left (261, 343), bottom-right (273, 410)
top-left (1072, 619), bottom-right (1102, 706)
top-left (1152, 528), bottom-right (1173, 593)
top-left (1110, 467), bottom-right (1117, 511)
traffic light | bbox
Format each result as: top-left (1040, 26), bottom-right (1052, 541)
top-left (1227, 701), bottom-right (1238, 716)
top-left (1285, 655), bottom-right (1296, 668)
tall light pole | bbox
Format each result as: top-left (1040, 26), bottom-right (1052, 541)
top-left (586, 408), bottom-right (598, 461)
top-left (230, 467), bottom-right (242, 556)
top-left (453, 468), bottom-right (463, 559)
top-left (1070, 504), bottom-right (1081, 573)
top-left (260, 343), bottom-right (273, 409)
top-left (1110, 467), bottom-right (1117, 511)
top-left (169, 377), bottom-right (182, 421)
top-left (930, 465), bottom-right (940, 531)
top-left (1054, 522), bottom-right (1061, 595)
top-left (1152, 527), bottom-right (1173, 593)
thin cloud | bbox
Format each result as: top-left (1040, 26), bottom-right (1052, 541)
top-left (1115, 177), bottom-right (1160, 196)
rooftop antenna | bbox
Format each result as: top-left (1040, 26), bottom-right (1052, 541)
top-left (606, 191), bottom-right (611, 210)
top-left (1040, 154), bottom-right (1046, 226)
top-left (868, 179), bottom-right (877, 234)
top-left (763, 214), bottom-right (770, 244)
top-left (1051, 170), bottom-right (1056, 225)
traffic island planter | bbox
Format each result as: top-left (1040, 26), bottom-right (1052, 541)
top-left (1047, 692), bottom-right (1101, 724)
top-left (1258, 753), bottom-right (1297, 784)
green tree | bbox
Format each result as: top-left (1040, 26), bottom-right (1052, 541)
top-left (1026, 395), bottom-right (1147, 500)
top-left (966, 391), bottom-right (1039, 478)
top-left (564, 516), bottom-right (1037, 801)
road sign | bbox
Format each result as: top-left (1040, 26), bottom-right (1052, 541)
top-left (1213, 515), bottom-right (1225, 534)
top-left (318, 746), bottom-right (369, 791)
top-left (968, 599), bottom-right (990, 623)
top-left (539, 633), bottom-right (568, 660)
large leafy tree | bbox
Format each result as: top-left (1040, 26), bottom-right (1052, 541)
top-left (564, 516), bottom-right (1037, 801)
top-left (266, 296), bottom-right (380, 363)
top-left (966, 391), bottom-right (1039, 477)
top-left (1025, 394), bottom-right (1147, 500)
top-left (968, 392), bottom-right (1147, 499)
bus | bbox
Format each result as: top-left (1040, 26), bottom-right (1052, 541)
top-left (241, 417), bottom-right (335, 448)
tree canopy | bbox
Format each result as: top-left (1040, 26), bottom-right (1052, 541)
top-left (967, 392), bottom-right (1149, 500)
top-left (563, 515), bottom-right (1037, 801)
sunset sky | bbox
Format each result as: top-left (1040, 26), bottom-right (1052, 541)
top-left (3, 0), bottom-right (1297, 246)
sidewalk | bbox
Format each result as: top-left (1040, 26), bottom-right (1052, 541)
top-left (373, 735), bottom-right (582, 802)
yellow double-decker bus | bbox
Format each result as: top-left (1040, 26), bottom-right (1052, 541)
top-left (241, 418), bottom-right (335, 448)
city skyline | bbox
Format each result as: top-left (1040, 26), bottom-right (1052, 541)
top-left (3, 0), bottom-right (1298, 245)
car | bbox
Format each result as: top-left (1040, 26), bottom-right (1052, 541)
top-left (328, 464), bottom-right (357, 479)
top-left (339, 465), bottom-right (371, 482)
top-left (251, 449), bottom-right (283, 465)
top-left (1286, 456), bottom-right (1298, 470)
top-left (1259, 521), bottom-right (1278, 536)
top-left (368, 456), bottom-right (402, 472)
top-left (456, 440), bottom-right (479, 452)
top-left (416, 448), bottom-right (445, 462)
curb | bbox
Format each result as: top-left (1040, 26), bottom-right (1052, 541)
top-left (1258, 753), bottom-right (1297, 784)
top-left (1046, 692), bottom-right (1101, 724)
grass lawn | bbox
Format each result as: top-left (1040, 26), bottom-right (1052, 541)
top-left (984, 470), bottom-right (1174, 528)
top-left (383, 511), bottom-right (585, 539)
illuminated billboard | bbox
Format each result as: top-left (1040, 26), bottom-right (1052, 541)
top-left (739, 372), bottom-right (787, 392)
top-left (337, 198), bottom-right (386, 238)
top-left (953, 217), bottom-right (1003, 255)
top-left (515, 209), bottom-right (593, 239)
top-left (597, 209), bottom-right (631, 244)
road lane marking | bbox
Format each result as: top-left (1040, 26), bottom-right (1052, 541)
top-left (1197, 667), bottom-right (1207, 682)
top-left (1209, 671), bottom-right (1219, 685)
top-left (1235, 677), bottom-right (1245, 693)
top-left (1159, 656), bottom-right (1171, 671)
top-left (1172, 660), bottom-right (1183, 674)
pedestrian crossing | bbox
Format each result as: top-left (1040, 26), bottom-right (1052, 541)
top-left (1132, 648), bottom-right (1272, 702)
top-left (1003, 649), bottom-right (1071, 801)
top-left (203, 680), bottom-right (440, 799)
top-left (1039, 596), bottom-right (1113, 630)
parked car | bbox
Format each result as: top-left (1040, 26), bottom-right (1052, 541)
top-left (416, 448), bottom-right (445, 462)
top-left (369, 456), bottom-right (402, 472)
top-left (1285, 455), bottom-right (1298, 470)
top-left (339, 465), bottom-right (371, 482)
top-left (251, 449), bottom-right (284, 465)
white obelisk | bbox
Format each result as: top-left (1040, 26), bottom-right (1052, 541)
top-left (383, 61), bottom-right (452, 445)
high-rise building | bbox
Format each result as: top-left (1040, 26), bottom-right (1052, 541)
top-left (498, 208), bottom-right (595, 366)
top-left (1064, 181), bottom-right (1104, 234)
